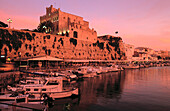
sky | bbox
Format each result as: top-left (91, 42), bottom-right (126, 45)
top-left (0, 0), bottom-right (170, 51)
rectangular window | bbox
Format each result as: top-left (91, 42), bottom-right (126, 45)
top-left (42, 89), bottom-right (46, 91)
top-left (34, 89), bottom-right (39, 91)
top-left (26, 89), bottom-right (30, 91)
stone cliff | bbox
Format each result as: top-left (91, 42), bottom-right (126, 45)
top-left (0, 28), bottom-right (126, 61)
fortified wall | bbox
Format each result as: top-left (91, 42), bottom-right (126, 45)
top-left (0, 28), bottom-right (126, 61)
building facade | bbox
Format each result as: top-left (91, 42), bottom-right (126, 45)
top-left (123, 43), bottom-right (134, 60)
top-left (40, 5), bottom-right (97, 42)
top-left (133, 47), bottom-right (158, 60)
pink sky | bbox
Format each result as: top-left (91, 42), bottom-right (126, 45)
top-left (0, 0), bottom-right (170, 51)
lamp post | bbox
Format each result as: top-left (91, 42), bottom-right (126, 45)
top-left (7, 18), bottom-right (12, 28)
top-left (19, 52), bottom-right (21, 71)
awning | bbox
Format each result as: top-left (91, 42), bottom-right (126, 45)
top-left (28, 56), bottom-right (63, 61)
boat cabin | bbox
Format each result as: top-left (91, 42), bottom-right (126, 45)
top-left (23, 77), bottom-right (63, 94)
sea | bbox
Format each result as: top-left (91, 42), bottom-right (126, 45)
top-left (0, 66), bottom-right (170, 111)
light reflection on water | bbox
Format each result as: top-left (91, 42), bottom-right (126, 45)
top-left (0, 66), bottom-right (170, 111)
top-left (76, 66), bottom-right (170, 111)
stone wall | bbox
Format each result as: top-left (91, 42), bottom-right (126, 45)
top-left (0, 28), bottom-right (126, 61)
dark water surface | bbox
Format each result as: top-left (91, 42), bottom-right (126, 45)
top-left (1, 66), bottom-right (170, 111)
top-left (75, 66), bottom-right (170, 111)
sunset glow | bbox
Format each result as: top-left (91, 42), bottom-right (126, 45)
top-left (0, 0), bottom-right (170, 50)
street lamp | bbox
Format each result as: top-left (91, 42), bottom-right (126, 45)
top-left (7, 18), bottom-right (12, 28)
top-left (19, 52), bottom-right (21, 71)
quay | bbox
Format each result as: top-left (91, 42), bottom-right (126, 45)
top-left (1, 56), bottom-right (170, 73)
top-left (19, 58), bottom-right (170, 71)
top-left (0, 102), bottom-right (44, 111)
top-left (0, 58), bottom-right (170, 84)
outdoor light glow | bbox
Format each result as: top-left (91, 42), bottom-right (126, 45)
top-left (7, 58), bottom-right (10, 61)
top-left (7, 18), bottom-right (12, 28)
top-left (67, 30), bottom-right (70, 33)
top-left (1, 55), bottom-right (5, 58)
top-left (43, 26), bottom-right (47, 28)
top-left (7, 18), bottom-right (12, 22)
top-left (63, 31), bottom-right (66, 34)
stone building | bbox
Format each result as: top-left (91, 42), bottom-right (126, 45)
top-left (0, 6), bottom-right (126, 62)
top-left (123, 43), bottom-right (134, 60)
top-left (40, 5), bottom-right (97, 42)
top-left (133, 47), bottom-right (157, 60)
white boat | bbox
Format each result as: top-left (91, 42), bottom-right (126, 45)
top-left (0, 92), bottom-right (28, 103)
top-left (122, 64), bottom-right (140, 69)
top-left (106, 64), bottom-right (120, 72)
top-left (7, 78), bottom-right (45, 92)
top-left (19, 79), bottom-right (45, 86)
top-left (101, 67), bottom-right (109, 73)
top-left (91, 66), bottom-right (103, 74)
top-left (76, 66), bottom-right (97, 78)
top-left (60, 70), bottom-right (78, 81)
top-left (9, 77), bottom-right (79, 100)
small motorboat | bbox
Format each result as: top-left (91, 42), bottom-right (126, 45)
top-left (0, 92), bottom-right (28, 103)
top-left (7, 77), bottom-right (79, 100)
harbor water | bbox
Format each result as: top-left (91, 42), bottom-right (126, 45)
top-left (0, 66), bottom-right (170, 111)
top-left (76, 66), bottom-right (170, 111)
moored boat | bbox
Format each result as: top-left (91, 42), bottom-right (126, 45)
top-left (0, 92), bottom-right (28, 103)
top-left (122, 64), bottom-right (140, 69)
top-left (8, 77), bottom-right (79, 100)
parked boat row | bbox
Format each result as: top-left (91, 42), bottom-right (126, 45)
top-left (1, 61), bottom-right (169, 105)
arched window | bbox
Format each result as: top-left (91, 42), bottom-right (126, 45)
top-left (73, 31), bottom-right (78, 38)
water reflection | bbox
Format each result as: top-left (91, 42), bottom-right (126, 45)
top-left (76, 67), bottom-right (170, 111)
top-left (78, 72), bottom-right (125, 107)
top-left (49, 97), bottom-right (80, 111)
top-left (1, 67), bottom-right (170, 111)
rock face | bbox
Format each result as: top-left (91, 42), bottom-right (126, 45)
top-left (0, 28), bottom-right (126, 60)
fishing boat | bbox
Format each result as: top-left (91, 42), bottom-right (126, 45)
top-left (74, 66), bottom-right (97, 78)
top-left (8, 77), bottom-right (79, 100)
top-left (59, 70), bottom-right (78, 81)
top-left (122, 64), bottom-right (140, 69)
top-left (7, 78), bottom-right (45, 92)
top-left (106, 64), bottom-right (120, 72)
top-left (0, 92), bottom-right (28, 103)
